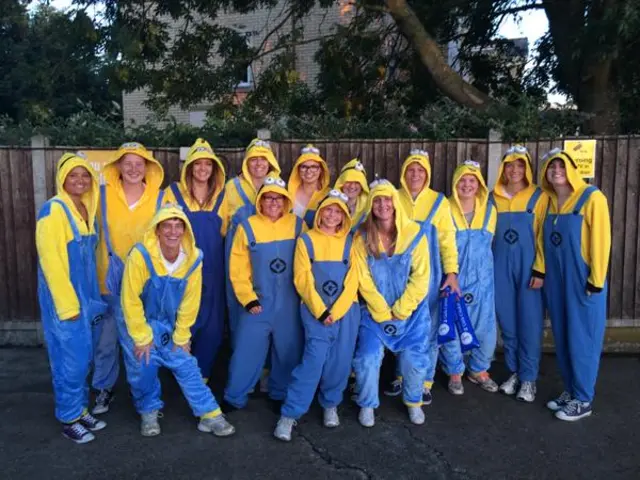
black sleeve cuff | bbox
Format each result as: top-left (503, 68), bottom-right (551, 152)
top-left (586, 282), bottom-right (603, 294)
top-left (244, 300), bottom-right (261, 311)
top-left (531, 270), bottom-right (545, 280)
top-left (318, 310), bottom-right (331, 323)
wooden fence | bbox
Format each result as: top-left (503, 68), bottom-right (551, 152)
top-left (1, 136), bottom-right (639, 347)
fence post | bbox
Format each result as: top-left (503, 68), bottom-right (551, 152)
top-left (31, 135), bottom-right (49, 214)
top-left (486, 129), bottom-right (502, 189)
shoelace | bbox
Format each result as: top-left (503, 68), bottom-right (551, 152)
top-left (70, 423), bottom-right (89, 436)
top-left (96, 390), bottom-right (110, 404)
top-left (81, 413), bottom-right (98, 424)
top-left (563, 399), bottom-right (581, 414)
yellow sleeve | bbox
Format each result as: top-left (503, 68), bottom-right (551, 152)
top-left (173, 261), bottom-right (203, 346)
top-left (293, 237), bottom-right (328, 319)
top-left (330, 246), bottom-right (359, 321)
top-left (435, 199), bottom-right (459, 275)
top-left (229, 224), bottom-right (259, 308)
top-left (35, 203), bottom-right (79, 320)
top-left (532, 191), bottom-right (548, 277)
top-left (120, 249), bottom-right (154, 346)
top-left (219, 194), bottom-right (230, 237)
top-left (354, 235), bottom-right (393, 322)
top-left (487, 204), bottom-right (497, 235)
top-left (585, 191), bottom-right (611, 291)
top-left (391, 235), bottom-right (430, 320)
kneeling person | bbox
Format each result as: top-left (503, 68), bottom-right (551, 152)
top-left (119, 204), bottom-right (235, 437)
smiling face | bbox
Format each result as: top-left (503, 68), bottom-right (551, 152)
top-left (259, 192), bottom-right (285, 221)
top-left (119, 153), bottom-right (147, 186)
top-left (341, 181), bottom-right (362, 199)
top-left (63, 166), bottom-right (92, 198)
top-left (372, 195), bottom-right (395, 222)
top-left (502, 158), bottom-right (526, 185)
top-left (404, 162), bottom-right (428, 194)
top-left (319, 204), bottom-right (345, 231)
top-left (247, 156), bottom-right (270, 181)
top-left (156, 218), bottom-right (185, 251)
top-left (546, 158), bottom-right (568, 188)
top-left (456, 174), bottom-right (480, 201)
top-left (190, 158), bottom-right (214, 184)
top-left (299, 161), bottom-right (322, 186)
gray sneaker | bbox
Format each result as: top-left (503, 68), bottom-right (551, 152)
top-left (198, 415), bottom-right (235, 437)
top-left (358, 407), bottom-right (375, 428)
top-left (448, 375), bottom-right (464, 395)
top-left (499, 373), bottom-right (519, 395)
top-left (546, 391), bottom-right (572, 411)
top-left (516, 381), bottom-right (536, 403)
top-left (468, 373), bottom-right (499, 393)
top-left (140, 411), bottom-right (161, 437)
top-left (323, 407), bottom-right (340, 428)
top-left (273, 416), bottom-right (296, 441)
top-left (408, 406), bottom-right (425, 425)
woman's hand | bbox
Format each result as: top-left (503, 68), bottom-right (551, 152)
top-left (323, 315), bottom-right (334, 326)
top-left (529, 277), bottom-right (544, 289)
top-left (249, 305), bottom-right (263, 315)
top-left (134, 342), bottom-right (153, 365)
top-left (441, 273), bottom-right (461, 296)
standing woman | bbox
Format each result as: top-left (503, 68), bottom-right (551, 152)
top-left (164, 138), bottom-right (228, 383)
top-left (440, 161), bottom-right (498, 393)
top-left (93, 142), bottom-right (165, 415)
top-left (274, 191), bottom-right (360, 441)
top-left (539, 149), bottom-right (610, 422)
top-left (490, 146), bottom-right (547, 402)
top-left (289, 144), bottom-right (331, 228)
top-left (36, 153), bottom-right (108, 443)
top-left (334, 158), bottom-right (369, 231)
top-left (224, 174), bottom-right (306, 408)
top-left (353, 180), bottom-right (430, 427)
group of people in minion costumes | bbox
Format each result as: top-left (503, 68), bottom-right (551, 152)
top-left (35, 137), bottom-right (611, 444)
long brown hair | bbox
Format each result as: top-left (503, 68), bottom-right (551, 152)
top-left (185, 160), bottom-right (218, 209)
top-left (360, 211), bottom-right (397, 259)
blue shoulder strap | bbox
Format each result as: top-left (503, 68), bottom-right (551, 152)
top-left (213, 189), bottom-right (226, 214)
top-left (100, 184), bottom-right (115, 255)
top-left (526, 187), bottom-right (542, 213)
top-left (342, 230), bottom-right (354, 264)
top-left (155, 190), bottom-right (165, 212)
top-left (241, 218), bottom-right (257, 248)
top-left (133, 244), bottom-right (158, 279)
top-left (51, 199), bottom-right (80, 242)
top-left (482, 202), bottom-right (494, 231)
top-left (406, 226), bottom-right (425, 255)
top-left (294, 216), bottom-right (304, 237)
top-left (488, 192), bottom-right (496, 208)
top-left (425, 193), bottom-right (444, 224)
top-left (234, 177), bottom-right (251, 207)
top-left (573, 186), bottom-right (597, 215)
top-left (301, 233), bottom-right (315, 262)
top-left (184, 250), bottom-right (203, 280)
top-left (170, 183), bottom-right (188, 210)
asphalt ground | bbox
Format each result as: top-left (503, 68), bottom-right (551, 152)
top-left (1, 346), bottom-right (639, 480)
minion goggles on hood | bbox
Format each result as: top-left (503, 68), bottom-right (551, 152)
top-left (541, 148), bottom-right (578, 169)
top-left (341, 160), bottom-right (365, 173)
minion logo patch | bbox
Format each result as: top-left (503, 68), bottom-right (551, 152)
top-left (383, 324), bottom-right (398, 336)
top-left (322, 280), bottom-right (339, 297)
top-left (269, 258), bottom-right (287, 274)
top-left (463, 293), bottom-right (474, 305)
top-left (504, 229), bottom-right (519, 245)
top-left (91, 315), bottom-right (102, 326)
top-left (161, 333), bottom-right (170, 346)
top-left (550, 232), bottom-right (563, 247)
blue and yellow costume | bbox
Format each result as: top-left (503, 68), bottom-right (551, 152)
top-left (334, 158), bottom-right (369, 232)
top-left (288, 145), bottom-right (331, 228)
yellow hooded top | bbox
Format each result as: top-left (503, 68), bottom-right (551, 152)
top-left (354, 180), bottom-right (430, 322)
top-left (96, 142), bottom-right (165, 295)
top-left (229, 173), bottom-right (308, 308)
top-left (294, 192), bottom-right (359, 323)
top-left (164, 138), bottom-right (229, 235)
top-left (36, 153), bottom-right (100, 320)
top-left (334, 158), bottom-right (369, 227)
top-left (397, 150), bottom-right (459, 275)
top-left (450, 161), bottom-right (497, 233)
top-left (537, 149), bottom-right (611, 289)
top-left (120, 204), bottom-right (203, 347)
top-left (223, 139), bottom-right (280, 220)
top-left (288, 144), bottom-right (332, 219)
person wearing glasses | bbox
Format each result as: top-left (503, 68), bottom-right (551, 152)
top-left (390, 149), bottom-right (460, 402)
top-left (119, 204), bottom-right (235, 437)
top-left (440, 161), bottom-right (499, 393)
top-left (289, 144), bottom-right (331, 228)
top-left (164, 139), bottom-right (228, 384)
top-left (538, 149), bottom-right (610, 422)
top-left (93, 142), bottom-right (165, 416)
top-left (36, 153), bottom-right (108, 443)
top-left (353, 180), bottom-right (430, 428)
top-left (334, 158), bottom-right (370, 232)
top-left (224, 174), bottom-right (307, 409)
top-left (490, 145), bottom-right (548, 403)
top-left (274, 191), bottom-right (360, 441)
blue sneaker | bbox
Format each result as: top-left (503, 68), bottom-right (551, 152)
top-left (555, 399), bottom-right (592, 422)
top-left (383, 378), bottom-right (402, 397)
top-left (422, 387), bottom-right (433, 405)
top-left (546, 391), bottom-right (572, 412)
top-left (79, 412), bottom-right (107, 431)
top-left (62, 422), bottom-right (95, 444)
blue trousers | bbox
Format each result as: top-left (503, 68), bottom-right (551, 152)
top-left (91, 294), bottom-right (121, 391)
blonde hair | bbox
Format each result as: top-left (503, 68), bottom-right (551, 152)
top-left (360, 212), bottom-right (397, 259)
top-left (185, 160), bottom-right (218, 208)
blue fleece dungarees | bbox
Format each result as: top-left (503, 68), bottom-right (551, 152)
top-left (354, 232), bottom-right (430, 408)
top-left (170, 184), bottom-right (226, 379)
top-left (281, 234), bottom-right (361, 419)
top-left (491, 188), bottom-right (544, 382)
top-left (224, 217), bottom-right (305, 407)
top-left (543, 186), bottom-right (607, 403)
top-left (303, 209), bottom-right (316, 229)
top-left (38, 200), bottom-right (107, 423)
top-left (92, 186), bottom-right (165, 392)
top-left (440, 206), bottom-right (496, 375)
top-left (117, 245), bottom-right (221, 416)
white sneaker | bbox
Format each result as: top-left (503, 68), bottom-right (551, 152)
top-left (516, 381), bottom-right (536, 403)
top-left (358, 407), bottom-right (375, 428)
top-left (499, 373), bottom-right (519, 395)
top-left (323, 407), bottom-right (340, 428)
top-left (198, 415), bottom-right (235, 436)
top-left (140, 411), bottom-right (161, 437)
top-left (273, 416), bottom-right (296, 441)
top-left (408, 406), bottom-right (425, 425)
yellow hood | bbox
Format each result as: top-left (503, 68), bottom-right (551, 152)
top-left (102, 142), bottom-right (164, 191)
top-left (365, 180), bottom-right (417, 239)
top-left (55, 152), bottom-right (100, 227)
top-left (288, 144), bottom-right (331, 197)
top-left (451, 161), bottom-right (489, 212)
top-left (399, 149), bottom-right (432, 198)
top-left (539, 148), bottom-right (587, 195)
top-left (142, 204), bottom-right (199, 263)
top-left (312, 191), bottom-right (352, 237)
top-left (240, 139), bottom-right (280, 181)
top-left (255, 173), bottom-right (293, 218)
top-left (180, 138), bottom-right (226, 202)
top-left (334, 158), bottom-right (369, 194)
top-left (495, 145), bottom-right (534, 197)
